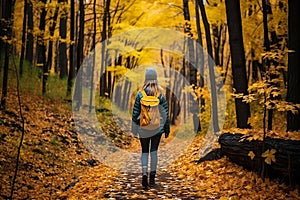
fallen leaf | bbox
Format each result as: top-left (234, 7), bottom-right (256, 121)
top-left (248, 151), bottom-right (255, 160)
top-left (262, 149), bottom-right (276, 165)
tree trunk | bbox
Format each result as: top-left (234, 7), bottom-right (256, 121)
top-left (0, 0), bottom-right (5, 58)
top-left (195, 0), bottom-right (205, 114)
top-left (262, 0), bottom-right (277, 131)
top-left (46, 2), bottom-right (59, 73)
top-left (225, 0), bottom-right (251, 128)
top-left (35, 0), bottom-right (47, 95)
top-left (121, 79), bottom-right (129, 111)
top-left (212, 24), bottom-right (222, 66)
top-left (77, 0), bottom-right (84, 73)
top-left (73, 0), bottom-right (84, 109)
top-left (199, 0), bottom-right (219, 132)
top-left (19, 0), bottom-right (28, 77)
top-left (67, 0), bottom-right (75, 97)
top-left (1, 0), bottom-right (15, 110)
top-left (100, 0), bottom-right (111, 97)
top-left (183, 0), bottom-right (199, 131)
top-left (59, 0), bottom-right (68, 78)
top-left (286, 0), bottom-right (300, 131)
top-left (89, 0), bottom-right (96, 112)
top-left (25, 0), bottom-right (33, 64)
top-left (219, 24), bottom-right (227, 67)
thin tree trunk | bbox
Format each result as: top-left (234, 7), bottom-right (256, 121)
top-left (195, 0), bottom-right (205, 114)
top-left (195, 2), bottom-right (203, 127)
top-left (54, 40), bottom-right (59, 73)
top-left (199, 0), bottom-right (220, 132)
top-left (212, 24), bottom-right (222, 66)
top-left (73, 0), bottom-right (84, 109)
top-left (0, 0), bottom-right (5, 59)
top-left (67, 0), bottom-right (75, 96)
top-left (77, 0), bottom-right (84, 73)
top-left (89, 0), bottom-right (96, 112)
top-left (59, 0), bottom-right (68, 78)
top-left (1, 0), bottom-right (15, 109)
top-left (262, 0), bottom-right (274, 131)
top-left (46, 2), bottom-right (59, 72)
top-left (19, 0), bottom-right (28, 77)
top-left (183, 0), bottom-right (200, 132)
top-left (25, 0), bottom-right (33, 64)
top-left (286, 0), bottom-right (300, 131)
top-left (1, 42), bottom-right (10, 109)
top-left (220, 24), bottom-right (227, 67)
top-left (35, 0), bottom-right (47, 95)
top-left (225, 0), bottom-right (251, 128)
top-left (100, 0), bottom-right (111, 97)
top-left (121, 79), bottom-right (129, 110)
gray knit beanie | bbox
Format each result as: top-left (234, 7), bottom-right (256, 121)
top-left (145, 68), bottom-right (157, 81)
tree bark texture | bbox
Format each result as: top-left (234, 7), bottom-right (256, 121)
top-left (73, 0), bottom-right (84, 108)
top-left (67, 0), bottom-right (75, 96)
top-left (286, 0), bottom-right (300, 131)
top-left (100, 0), bottom-right (111, 97)
top-left (199, 0), bottom-right (219, 132)
top-left (25, 0), bottom-right (33, 64)
top-left (19, 0), bottom-right (28, 77)
top-left (225, 0), bottom-right (250, 128)
top-left (1, 0), bottom-right (15, 109)
top-left (195, 0), bottom-right (205, 114)
top-left (58, 0), bottom-right (68, 78)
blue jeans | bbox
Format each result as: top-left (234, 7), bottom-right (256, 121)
top-left (139, 133), bottom-right (162, 175)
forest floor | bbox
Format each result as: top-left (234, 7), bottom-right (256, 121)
top-left (0, 90), bottom-right (300, 199)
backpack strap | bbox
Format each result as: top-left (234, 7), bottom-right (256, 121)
top-left (141, 90), bottom-right (148, 97)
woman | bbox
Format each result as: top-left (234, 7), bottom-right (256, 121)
top-left (131, 67), bottom-right (170, 188)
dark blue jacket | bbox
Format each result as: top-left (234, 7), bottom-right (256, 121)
top-left (131, 90), bottom-right (170, 137)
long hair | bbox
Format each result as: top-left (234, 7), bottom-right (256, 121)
top-left (143, 80), bottom-right (163, 96)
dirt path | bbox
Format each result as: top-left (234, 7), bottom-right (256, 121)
top-left (103, 171), bottom-right (200, 199)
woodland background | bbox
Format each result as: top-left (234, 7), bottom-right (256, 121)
top-left (0, 0), bottom-right (300, 199)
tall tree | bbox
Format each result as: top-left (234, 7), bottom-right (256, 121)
top-left (76, 0), bottom-right (84, 73)
top-left (25, 0), bottom-right (33, 64)
top-left (73, 0), bottom-right (84, 109)
top-left (46, 1), bottom-right (59, 73)
top-left (67, 0), bottom-right (75, 96)
top-left (89, 0), bottom-right (97, 112)
top-left (183, 0), bottom-right (201, 132)
top-left (100, 0), bottom-right (111, 97)
top-left (1, 0), bottom-right (16, 109)
top-left (286, 0), bottom-right (300, 131)
top-left (262, 0), bottom-right (278, 131)
top-left (35, 0), bottom-right (47, 95)
top-left (19, 0), bottom-right (28, 77)
top-left (58, 0), bottom-right (68, 78)
top-left (195, 0), bottom-right (205, 115)
top-left (198, 0), bottom-right (219, 132)
top-left (0, 0), bottom-right (6, 58)
top-left (225, 0), bottom-right (251, 128)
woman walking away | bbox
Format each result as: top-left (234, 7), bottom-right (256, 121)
top-left (132, 67), bottom-right (170, 189)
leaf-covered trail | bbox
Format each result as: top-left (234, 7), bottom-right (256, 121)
top-left (0, 91), bottom-right (299, 199)
top-left (65, 143), bottom-right (300, 200)
top-left (103, 171), bottom-right (200, 199)
top-left (67, 125), bottom-right (299, 200)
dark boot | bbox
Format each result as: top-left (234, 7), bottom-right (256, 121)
top-left (149, 173), bottom-right (155, 187)
top-left (142, 175), bottom-right (148, 188)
